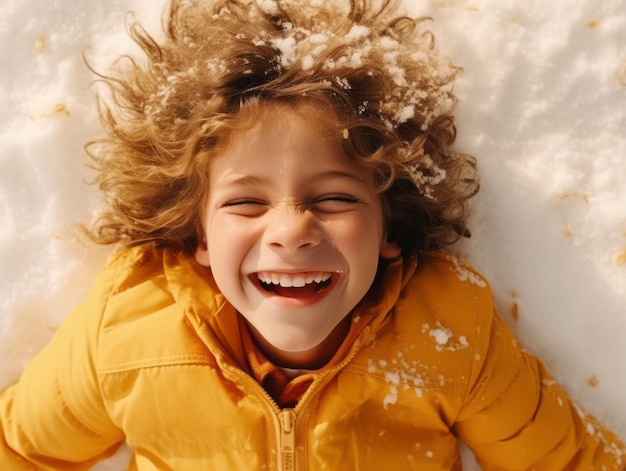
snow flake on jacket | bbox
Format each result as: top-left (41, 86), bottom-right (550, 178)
top-left (1, 244), bottom-right (624, 470)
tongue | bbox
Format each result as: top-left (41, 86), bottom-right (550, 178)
top-left (272, 284), bottom-right (321, 298)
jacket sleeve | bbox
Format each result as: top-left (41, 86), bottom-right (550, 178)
top-left (0, 259), bottom-right (126, 469)
top-left (453, 293), bottom-right (626, 470)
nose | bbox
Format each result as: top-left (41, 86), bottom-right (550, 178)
top-left (265, 207), bottom-right (322, 253)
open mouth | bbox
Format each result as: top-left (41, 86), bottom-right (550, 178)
top-left (253, 271), bottom-right (334, 298)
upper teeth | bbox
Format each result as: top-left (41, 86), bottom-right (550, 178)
top-left (257, 272), bottom-right (332, 288)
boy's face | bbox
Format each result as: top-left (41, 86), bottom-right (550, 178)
top-left (195, 105), bottom-right (400, 363)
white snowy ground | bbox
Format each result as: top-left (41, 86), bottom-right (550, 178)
top-left (0, 0), bottom-right (624, 469)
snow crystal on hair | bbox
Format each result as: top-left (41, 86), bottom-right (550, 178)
top-left (85, 0), bottom-right (479, 255)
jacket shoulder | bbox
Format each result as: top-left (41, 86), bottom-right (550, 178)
top-left (90, 244), bottom-right (215, 372)
top-left (399, 251), bottom-right (494, 330)
top-left (414, 251), bottom-right (490, 291)
top-left (102, 243), bottom-right (170, 291)
top-left (357, 252), bottom-right (495, 394)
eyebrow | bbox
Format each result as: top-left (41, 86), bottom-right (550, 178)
top-left (218, 175), bottom-right (266, 187)
top-left (219, 170), bottom-right (369, 187)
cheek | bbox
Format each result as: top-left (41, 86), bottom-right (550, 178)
top-left (343, 211), bottom-right (384, 247)
top-left (335, 219), bottom-right (382, 268)
top-left (206, 217), bottom-right (258, 271)
top-left (208, 222), bottom-right (238, 259)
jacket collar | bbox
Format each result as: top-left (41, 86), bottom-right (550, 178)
top-left (161, 248), bottom-right (418, 370)
top-left (353, 254), bottom-right (418, 344)
top-left (162, 249), bottom-right (248, 369)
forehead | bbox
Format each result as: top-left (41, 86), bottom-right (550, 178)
top-left (216, 102), bottom-right (341, 161)
top-left (255, 111), bottom-right (329, 151)
top-left (209, 102), bottom-right (376, 187)
top-left (235, 100), bottom-right (340, 139)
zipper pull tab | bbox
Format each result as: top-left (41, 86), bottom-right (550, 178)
top-left (279, 409), bottom-right (297, 471)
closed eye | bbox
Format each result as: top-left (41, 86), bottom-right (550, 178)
top-left (221, 198), bottom-right (268, 216)
top-left (313, 194), bottom-right (361, 212)
top-left (318, 194), bottom-right (360, 203)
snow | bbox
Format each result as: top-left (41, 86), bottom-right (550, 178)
top-left (429, 327), bottom-right (452, 345)
top-left (0, 0), bottom-right (624, 469)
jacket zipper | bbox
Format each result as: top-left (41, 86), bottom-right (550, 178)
top-left (219, 332), bottom-right (368, 470)
top-left (221, 362), bottom-right (298, 470)
top-left (278, 409), bottom-right (297, 471)
top-left (276, 335), bottom-right (368, 469)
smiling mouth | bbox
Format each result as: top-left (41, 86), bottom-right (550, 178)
top-left (254, 271), bottom-right (334, 298)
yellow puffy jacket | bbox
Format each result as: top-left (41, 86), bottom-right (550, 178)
top-left (1, 244), bottom-right (624, 470)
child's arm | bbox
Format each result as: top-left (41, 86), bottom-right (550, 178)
top-left (0, 262), bottom-right (125, 469)
top-left (454, 298), bottom-right (625, 470)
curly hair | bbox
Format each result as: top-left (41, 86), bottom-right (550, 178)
top-left (85, 0), bottom-right (479, 257)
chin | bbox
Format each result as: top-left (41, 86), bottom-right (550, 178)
top-left (267, 334), bottom-right (325, 354)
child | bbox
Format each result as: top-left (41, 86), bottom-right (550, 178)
top-left (1, 0), bottom-right (624, 469)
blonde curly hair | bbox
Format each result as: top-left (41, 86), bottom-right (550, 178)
top-left (86, 0), bottom-right (479, 256)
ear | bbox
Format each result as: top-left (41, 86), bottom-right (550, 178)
top-left (379, 233), bottom-right (401, 259)
top-left (195, 236), bottom-right (211, 267)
